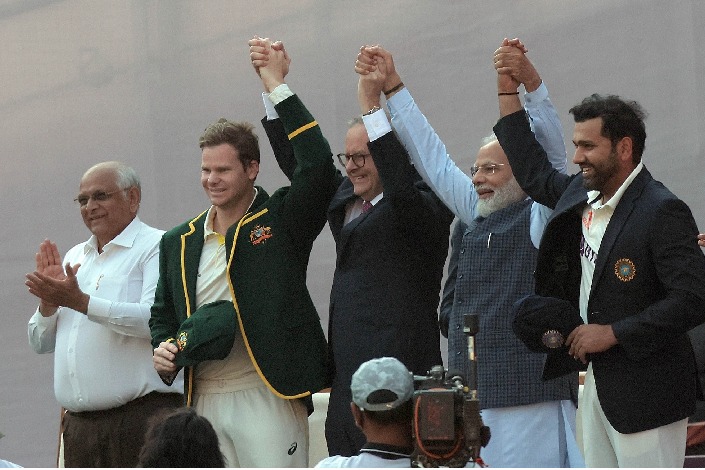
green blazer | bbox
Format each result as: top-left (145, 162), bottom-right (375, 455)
top-left (150, 93), bottom-right (338, 405)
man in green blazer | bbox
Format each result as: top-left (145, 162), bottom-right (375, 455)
top-left (149, 38), bottom-right (338, 467)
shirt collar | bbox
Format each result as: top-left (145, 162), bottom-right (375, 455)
top-left (203, 206), bottom-right (217, 238)
top-left (359, 442), bottom-right (412, 460)
top-left (85, 216), bottom-right (141, 253)
top-left (203, 187), bottom-right (259, 242)
top-left (366, 192), bottom-right (384, 206)
top-left (587, 161), bottom-right (644, 210)
top-left (203, 207), bottom-right (225, 246)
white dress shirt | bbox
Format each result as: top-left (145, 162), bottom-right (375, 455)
top-left (28, 216), bottom-right (183, 412)
top-left (578, 162), bottom-right (644, 323)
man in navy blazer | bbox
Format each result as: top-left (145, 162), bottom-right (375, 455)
top-left (493, 46), bottom-right (705, 467)
top-left (254, 43), bottom-right (453, 456)
top-left (319, 114), bottom-right (452, 457)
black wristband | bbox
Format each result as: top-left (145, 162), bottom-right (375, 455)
top-left (383, 82), bottom-right (404, 96)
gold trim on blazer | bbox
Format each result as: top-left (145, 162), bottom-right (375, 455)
top-left (226, 207), bottom-right (311, 400)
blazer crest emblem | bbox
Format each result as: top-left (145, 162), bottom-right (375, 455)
top-left (542, 329), bottom-right (565, 349)
top-left (176, 331), bottom-right (188, 351)
top-left (614, 258), bottom-right (636, 282)
top-left (250, 225), bottom-right (272, 245)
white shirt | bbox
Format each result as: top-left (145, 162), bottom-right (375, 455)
top-left (578, 162), bottom-right (644, 322)
top-left (315, 446), bottom-right (411, 468)
top-left (195, 207), bottom-right (231, 307)
top-left (315, 447), bottom-right (483, 468)
top-left (28, 217), bottom-right (183, 412)
top-left (193, 207), bottom-right (258, 389)
top-left (315, 454), bottom-right (410, 468)
top-left (343, 192), bottom-right (383, 226)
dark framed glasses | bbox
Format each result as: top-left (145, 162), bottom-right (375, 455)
top-left (336, 153), bottom-right (370, 168)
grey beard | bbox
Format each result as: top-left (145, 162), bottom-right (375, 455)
top-left (476, 178), bottom-right (527, 218)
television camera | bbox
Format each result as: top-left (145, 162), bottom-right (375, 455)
top-left (410, 314), bottom-right (490, 467)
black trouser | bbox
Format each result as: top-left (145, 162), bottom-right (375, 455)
top-left (325, 389), bottom-right (366, 457)
top-left (63, 392), bottom-right (182, 467)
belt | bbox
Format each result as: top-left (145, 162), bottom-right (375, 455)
top-left (66, 391), bottom-right (182, 418)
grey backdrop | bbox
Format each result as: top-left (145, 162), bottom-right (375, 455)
top-left (2, 1), bottom-right (704, 466)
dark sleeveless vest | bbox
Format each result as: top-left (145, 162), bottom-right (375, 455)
top-left (447, 198), bottom-right (577, 409)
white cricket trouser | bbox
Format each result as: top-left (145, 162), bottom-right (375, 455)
top-left (194, 380), bottom-right (309, 468)
top-left (581, 364), bottom-right (687, 467)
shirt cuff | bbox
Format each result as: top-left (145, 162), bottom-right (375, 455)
top-left (267, 84), bottom-right (294, 106)
top-left (524, 81), bottom-right (548, 107)
top-left (362, 109), bottom-right (392, 141)
top-left (32, 307), bottom-right (58, 326)
top-left (86, 295), bottom-right (111, 322)
top-left (262, 92), bottom-right (279, 120)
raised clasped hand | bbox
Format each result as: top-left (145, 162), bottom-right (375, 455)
top-left (355, 45), bottom-right (402, 100)
top-left (249, 35), bottom-right (290, 92)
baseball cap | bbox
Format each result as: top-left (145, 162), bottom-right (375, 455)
top-left (351, 357), bottom-right (414, 411)
top-left (512, 294), bottom-right (588, 380)
top-left (171, 299), bottom-right (237, 367)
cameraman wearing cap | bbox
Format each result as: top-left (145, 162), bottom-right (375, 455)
top-left (315, 357), bottom-right (414, 468)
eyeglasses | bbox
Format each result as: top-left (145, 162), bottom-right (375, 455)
top-left (470, 163), bottom-right (506, 177)
top-left (336, 153), bottom-right (370, 168)
top-left (74, 189), bottom-right (126, 207)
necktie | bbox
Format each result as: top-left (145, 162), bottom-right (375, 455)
top-left (362, 200), bottom-right (373, 213)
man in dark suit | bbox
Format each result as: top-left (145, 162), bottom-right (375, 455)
top-left (253, 41), bottom-right (453, 457)
top-left (355, 42), bottom-right (582, 467)
top-left (493, 44), bottom-right (705, 467)
top-left (322, 114), bottom-right (452, 456)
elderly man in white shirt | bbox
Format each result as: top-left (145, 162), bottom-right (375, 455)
top-left (26, 161), bottom-right (183, 467)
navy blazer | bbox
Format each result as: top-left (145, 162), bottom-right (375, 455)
top-left (263, 117), bottom-right (452, 382)
top-left (325, 133), bottom-right (453, 381)
top-left (264, 116), bottom-right (453, 454)
top-left (495, 110), bottom-right (705, 433)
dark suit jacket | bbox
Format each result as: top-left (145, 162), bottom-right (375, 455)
top-left (264, 117), bottom-right (452, 377)
top-left (150, 94), bottom-right (338, 405)
top-left (264, 118), bottom-right (453, 451)
top-left (327, 133), bottom-right (453, 383)
top-left (494, 110), bottom-right (705, 433)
